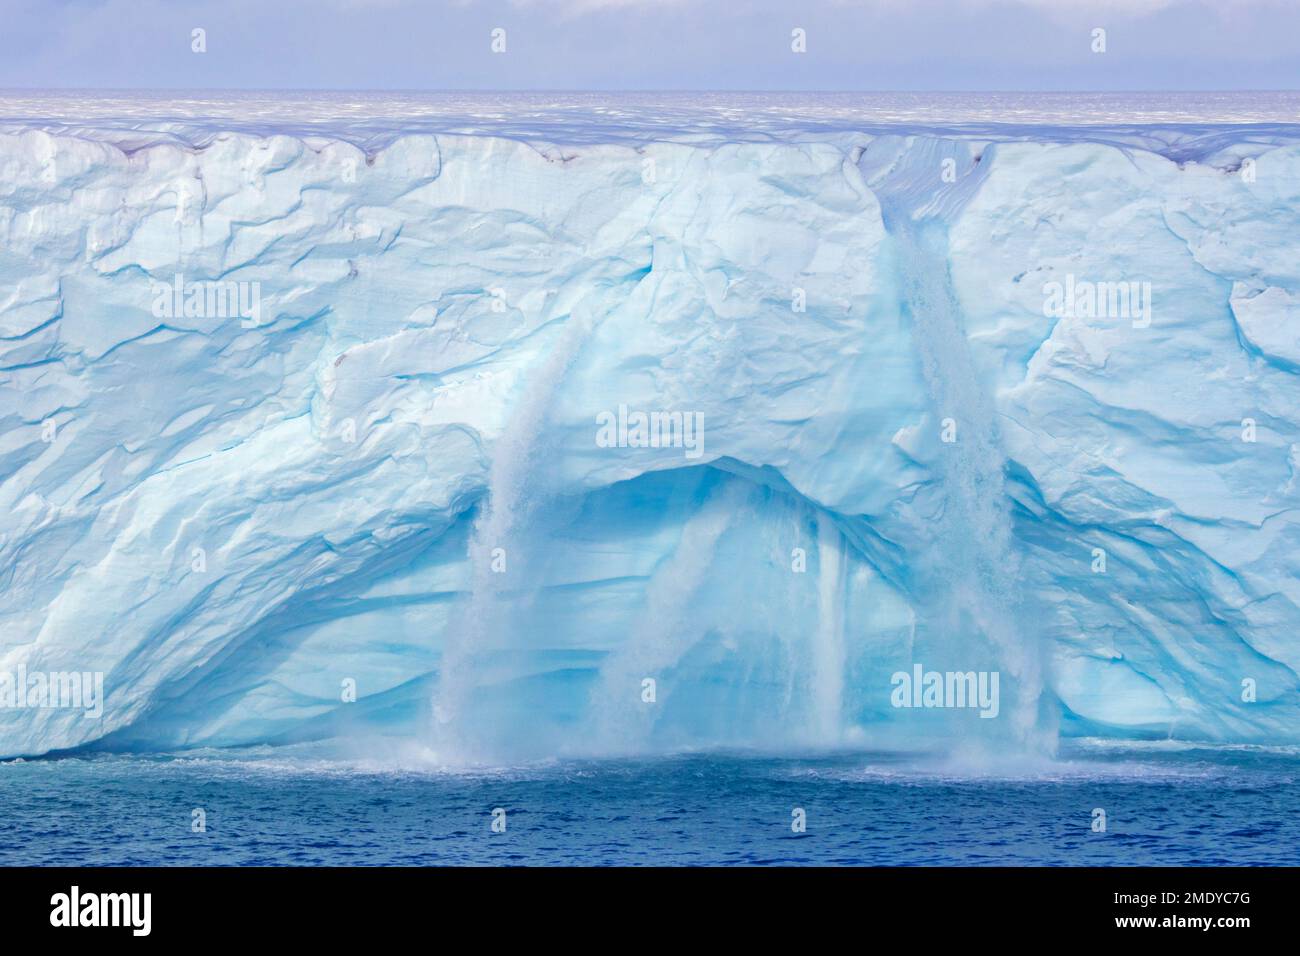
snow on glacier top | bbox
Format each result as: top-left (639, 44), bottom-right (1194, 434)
top-left (2, 90), bottom-right (1299, 158)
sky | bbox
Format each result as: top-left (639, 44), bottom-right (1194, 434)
top-left (0, 0), bottom-right (1296, 91)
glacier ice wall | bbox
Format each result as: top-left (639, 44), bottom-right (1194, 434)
top-left (1, 123), bottom-right (1299, 760)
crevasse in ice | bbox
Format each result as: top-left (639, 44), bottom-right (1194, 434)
top-left (1, 119), bottom-right (1298, 759)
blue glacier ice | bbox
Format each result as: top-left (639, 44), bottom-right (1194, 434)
top-left (2, 93), bottom-right (1299, 761)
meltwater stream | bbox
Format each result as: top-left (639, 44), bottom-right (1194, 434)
top-left (431, 305), bottom-right (602, 760)
top-left (869, 139), bottom-right (1052, 756)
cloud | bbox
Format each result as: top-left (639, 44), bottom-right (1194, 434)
top-left (508, 0), bottom-right (691, 12)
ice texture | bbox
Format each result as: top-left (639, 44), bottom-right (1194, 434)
top-left (2, 104), bottom-right (1299, 759)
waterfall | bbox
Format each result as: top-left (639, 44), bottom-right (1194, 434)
top-left (875, 160), bottom-right (1050, 754)
top-left (431, 309), bottom-right (595, 758)
top-left (586, 479), bottom-right (750, 753)
top-left (812, 510), bottom-right (846, 744)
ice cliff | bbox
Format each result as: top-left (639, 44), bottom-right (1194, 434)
top-left (2, 113), bottom-right (1299, 760)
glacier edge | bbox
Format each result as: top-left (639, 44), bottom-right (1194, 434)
top-left (1, 121), bottom-right (1299, 759)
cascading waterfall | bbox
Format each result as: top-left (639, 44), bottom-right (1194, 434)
top-left (431, 307), bottom-right (597, 758)
top-left (812, 510), bottom-right (847, 745)
top-left (876, 166), bottom-right (1051, 754)
top-left (586, 479), bottom-right (750, 753)
top-left (429, 151), bottom-right (1051, 761)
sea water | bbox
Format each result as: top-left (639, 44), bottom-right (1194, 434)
top-left (2, 742), bottom-right (1297, 866)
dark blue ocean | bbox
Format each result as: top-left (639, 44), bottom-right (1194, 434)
top-left (2, 741), bottom-right (1297, 865)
